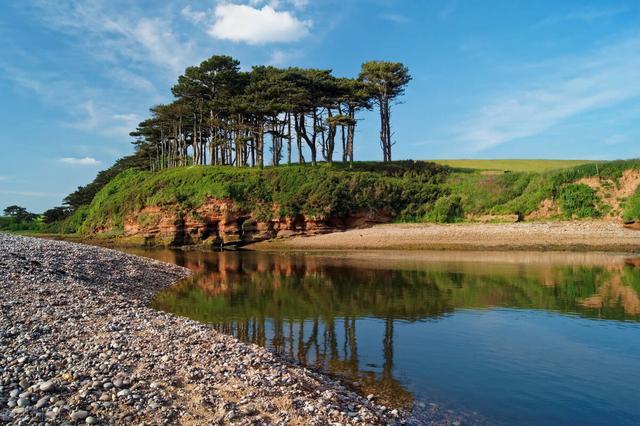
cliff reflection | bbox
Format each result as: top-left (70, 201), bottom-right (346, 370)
top-left (142, 249), bottom-right (640, 408)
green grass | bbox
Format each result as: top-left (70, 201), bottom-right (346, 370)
top-left (74, 162), bottom-right (448, 233)
top-left (445, 159), bottom-right (640, 217)
top-left (623, 190), bottom-right (640, 223)
top-left (431, 159), bottom-right (597, 173)
top-left (58, 158), bottom-right (640, 235)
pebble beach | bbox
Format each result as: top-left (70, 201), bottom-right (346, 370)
top-left (0, 234), bottom-right (402, 425)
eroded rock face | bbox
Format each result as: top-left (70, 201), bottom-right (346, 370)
top-left (121, 198), bottom-right (391, 247)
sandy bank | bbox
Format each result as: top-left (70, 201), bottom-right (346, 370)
top-left (0, 234), bottom-right (401, 425)
top-left (252, 221), bottom-right (640, 252)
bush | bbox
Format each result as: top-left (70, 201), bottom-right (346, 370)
top-left (623, 190), bottom-right (640, 223)
top-left (557, 184), bottom-right (601, 219)
top-left (43, 206), bottom-right (72, 224)
top-left (426, 195), bottom-right (464, 223)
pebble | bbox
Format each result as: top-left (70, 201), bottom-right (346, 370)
top-left (40, 380), bottom-right (56, 392)
top-left (0, 234), bottom-right (403, 425)
top-left (36, 396), bottom-right (50, 409)
top-left (71, 410), bottom-right (89, 420)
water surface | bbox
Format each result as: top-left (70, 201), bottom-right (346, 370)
top-left (126, 249), bottom-right (640, 425)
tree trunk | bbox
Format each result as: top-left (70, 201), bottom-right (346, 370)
top-left (287, 113), bottom-right (292, 165)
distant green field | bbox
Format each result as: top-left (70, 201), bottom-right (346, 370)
top-left (432, 159), bottom-right (598, 172)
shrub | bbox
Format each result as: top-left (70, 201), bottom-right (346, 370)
top-left (623, 190), bottom-right (640, 223)
top-left (426, 195), bottom-right (464, 223)
top-left (557, 184), bottom-right (601, 219)
top-left (43, 206), bottom-right (72, 224)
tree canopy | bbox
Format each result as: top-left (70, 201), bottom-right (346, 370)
top-left (359, 61), bottom-right (412, 162)
top-left (130, 55), bottom-right (410, 171)
top-left (3, 205), bottom-right (37, 222)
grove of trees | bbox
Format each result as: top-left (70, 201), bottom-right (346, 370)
top-left (131, 56), bottom-right (411, 170)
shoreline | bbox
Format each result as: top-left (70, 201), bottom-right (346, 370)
top-left (250, 221), bottom-right (640, 252)
top-left (0, 234), bottom-right (403, 425)
top-left (21, 220), bottom-right (640, 254)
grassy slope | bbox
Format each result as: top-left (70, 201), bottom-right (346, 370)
top-left (432, 159), bottom-right (596, 172)
top-left (445, 159), bottom-right (640, 219)
top-left (61, 159), bottom-right (640, 235)
top-left (72, 162), bottom-right (448, 233)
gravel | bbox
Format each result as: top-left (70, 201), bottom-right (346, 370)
top-left (0, 233), bottom-right (404, 425)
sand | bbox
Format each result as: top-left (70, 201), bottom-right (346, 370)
top-left (252, 221), bottom-right (640, 252)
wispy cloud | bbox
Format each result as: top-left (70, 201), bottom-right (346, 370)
top-left (378, 13), bottom-right (408, 23)
top-left (65, 101), bottom-right (99, 131)
top-left (267, 49), bottom-right (303, 66)
top-left (2, 63), bottom-right (141, 138)
top-left (59, 157), bottom-right (101, 165)
top-left (108, 68), bottom-right (155, 93)
top-left (604, 134), bottom-right (631, 146)
top-left (535, 6), bottom-right (626, 28)
top-left (0, 176), bottom-right (12, 182)
top-left (181, 5), bottom-right (208, 24)
top-left (210, 3), bottom-right (311, 44)
top-left (250, 0), bottom-right (310, 10)
top-left (457, 35), bottom-right (640, 151)
top-left (439, 1), bottom-right (457, 20)
top-left (1, 1), bottom-right (170, 140)
top-left (29, 0), bottom-right (196, 75)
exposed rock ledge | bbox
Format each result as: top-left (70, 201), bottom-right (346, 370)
top-left (118, 199), bottom-right (391, 247)
top-left (0, 234), bottom-right (402, 425)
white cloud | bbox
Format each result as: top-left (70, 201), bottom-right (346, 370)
top-left (0, 176), bottom-right (12, 182)
top-left (59, 157), bottom-right (101, 165)
top-left (210, 4), bottom-right (311, 44)
top-left (457, 35), bottom-right (640, 151)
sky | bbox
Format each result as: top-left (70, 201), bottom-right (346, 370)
top-left (1, 0), bottom-right (640, 212)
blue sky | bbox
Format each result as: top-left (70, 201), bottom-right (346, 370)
top-left (1, 0), bottom-right (640, 211)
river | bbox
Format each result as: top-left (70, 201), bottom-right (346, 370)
top-left (123, 248), bottom-right (640, 425)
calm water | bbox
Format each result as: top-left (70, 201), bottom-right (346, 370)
top-left (127, 249), bottom-right (640, 425)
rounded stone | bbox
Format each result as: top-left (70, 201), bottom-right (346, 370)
top-left (71, 410), bottom-right (89, 421)
top-left (40, 381), bottom-right (56, 392)
top-left (116, 389), bottom-right (130, 397)
top-left (35, 396), bottom-right (50, 409)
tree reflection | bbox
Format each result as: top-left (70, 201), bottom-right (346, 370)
top-left (146, 249), bottom-right (640, 409)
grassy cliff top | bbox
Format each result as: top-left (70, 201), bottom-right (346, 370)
top-left (432, 159), bottom-right (597, 172)
top-left (55, 158), bottom-right (640, 235)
